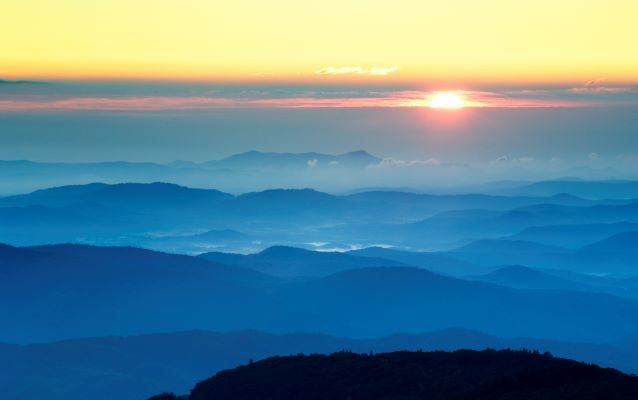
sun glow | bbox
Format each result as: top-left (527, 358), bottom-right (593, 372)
top-left (427, 93), bottom-right (465, 109)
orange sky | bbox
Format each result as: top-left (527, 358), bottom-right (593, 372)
top-left (1, 0), bottom-right (638, 83)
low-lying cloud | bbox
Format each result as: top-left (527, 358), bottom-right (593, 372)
top-left (1, 83), bottom-right (637, 111)
top-left (368, 157), bottom-right (441, 168)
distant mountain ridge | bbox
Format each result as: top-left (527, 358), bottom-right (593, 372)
top-left (199, 245), bottom-right (407, 277)
top-left (505, 179), bottom-right (638, 199)
top-left (5, 181), bottom-right (632, 250)
top-left (468, 265), bottom-right (596, 291)
top-left (4, 156), bottom-right (638, 197)
top-left (205, 150), bottom-right (381, 169)
top-left (3, 243), bottom-right (638, 343)
top-left (0, 151), bottom-right (382, 195)
top-left (508, 222), bottom-right (638, 248)
top-left (439, 233), bottom-right (638, 274)
top-left (348, 247), bottom-right (484, 276)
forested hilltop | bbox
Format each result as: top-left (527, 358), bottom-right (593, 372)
top-left (149, 349), bottom-right (638, 400)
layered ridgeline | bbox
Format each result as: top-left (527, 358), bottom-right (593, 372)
top-left (1, 178), bottom-right (638, 400)
top-left (0, 151), bottom-right (382, 195)
top-left (150, 350), bottom-right (638, 400)
top-left (3, 243), bottom-right (638, 344)
top-left (3, 151), bottom-right (638, 199)
top-left (1, 181), bottom-right (638, 256)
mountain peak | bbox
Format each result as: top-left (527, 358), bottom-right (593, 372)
top-left (342, 150), bottom-right (373, 157)
top-left (580, 231), bottom-right (638, 252)
top-left (257, 245), bottom-right (312, 257)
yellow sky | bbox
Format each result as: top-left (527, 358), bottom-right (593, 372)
top-left (1, 0), bottom-right (637, 83)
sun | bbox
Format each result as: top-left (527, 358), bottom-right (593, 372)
top-left (427, 92), bottom-right (465, 109)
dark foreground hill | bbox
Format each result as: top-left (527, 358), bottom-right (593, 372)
top-left (4, 329), bottom-right (637, 400)
top-left (151, 350), bottom-right (638, 400)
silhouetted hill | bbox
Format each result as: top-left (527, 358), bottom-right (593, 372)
top-left (0, 161), bottom-right (189, 196)
top-left (508, 222), bottom-right (638, 248)
top-left (348, 247), bottom-right (485, 276)
top-left (231, 189), bottom-right (349, 218)
top-left (454, 239), bottom-right (567, 255)
top-left (435, 232), bottom-right (638, 275)
top-left (342, 209), bottom-right (504, 249)
top-left (208, 150), bottom-right (381, 169)
top-left (23, 244), bottom-right (269, 283)
top-left (578, 231), bottom-right (638, 253)
top-left (346, 191), bottom-right (593, 219)
top-left (0, 243), bottom-right (275, 342)
top-left (0, 152), bottom-right (382, 195)
top-left (288, 266), bottom-right (638, 341)
top-left (0, 182), bottom-right (238, 244)
top-left (444, 239), bottom-right (568, 268)
top-left (143, 230), bottom-right (250, 254)
top-left (496, 201), bottom-right (638, 227)
top-left (6, 329), bottom-right (637, 400)
top-left (199, 246), bottom-right (405, 277)
top-left (4, 182), bottom-right (109, 203)
top-left (468, 265), bottom-right (593, 291)
top-left (1, 182), bottom-right (233, 209)
top-left (507, 179), bottom-right (638, 199)
top-left (571, 231), bottom-right (638, 274)
top-left (339, 200), bottom-right (638, 250)
top-left (162, 350), bottom-right (638, 400)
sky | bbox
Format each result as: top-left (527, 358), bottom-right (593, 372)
top-left (2, 0), bottom-right (638, 83)
top-left (1, 1), bottom-right (637, 184)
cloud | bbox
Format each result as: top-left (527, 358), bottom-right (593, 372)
top-left (2, 84), bottom-right (636, 112)
top-left (315, 66), bottom-right (364, 75)
top-left (491, 155), bottom-right (534, 164)
top-left (368, 157), bottom-right (440, 168)
top-left (586, 78), bottom-right (606, 86)
top-left (570, 86), bottom-right (632, 94)
top-left (0, 79), bottom-right (40, 84)
top-left (588, 152), bottom-right (600, 160)
top-left (0, 97), bottom-right (237, 111)
top-left (307, 159), bottom-right (318, 168)
top-left (367, 66), bottom-right (400, 76)
top-left (314, 66), bottom-right (399, 76)
top-left (491, 156), bottom-right (509, 164)
top-left (0, 92), bottom-right (423, 110)
top-left (570, 79), bottom-right (633, 94)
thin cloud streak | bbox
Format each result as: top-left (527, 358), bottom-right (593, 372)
top-left (315, 66), bottom-right (400, 76)
top-left (0, 88), bottom-right (633, 111)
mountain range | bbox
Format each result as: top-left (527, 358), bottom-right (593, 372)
top-left (2, 176), bottom-right (638, 400)
top-left (0, 151), bottom-right (381, 195)
top-left (503, 179), bottom-right (638, 199)
top-left (3, 243), bottom-right (638, 344)
top-left (2, 181), bottom-right (637, 254)
top-left (199, 245), bottom-right (407, 277)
